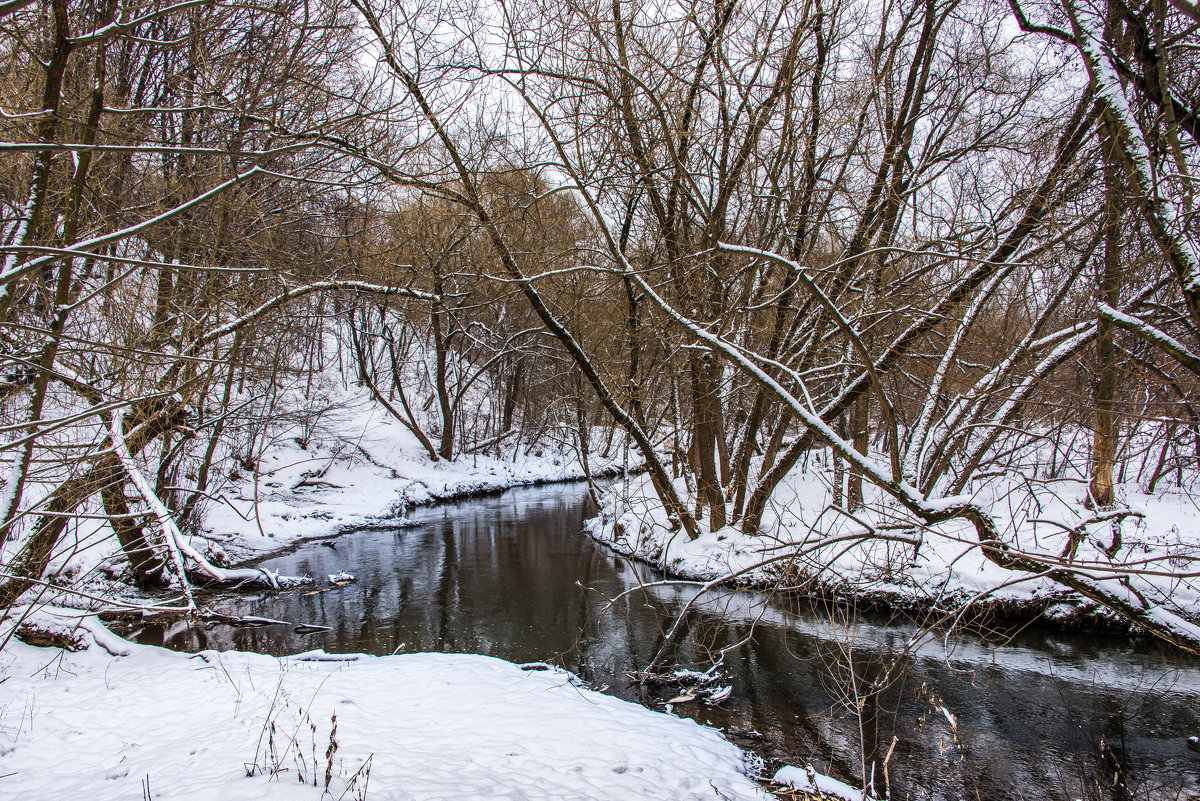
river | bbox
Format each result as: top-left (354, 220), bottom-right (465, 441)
top-left (129, 482), bottom-right (1200, 800)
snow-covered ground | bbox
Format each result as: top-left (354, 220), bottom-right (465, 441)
top-left (587, 444), bottom-right (1200, 629)
top-left (195, 401), bottom-right (627, 567)
top-left (0, 608), bottom-right (769, 801)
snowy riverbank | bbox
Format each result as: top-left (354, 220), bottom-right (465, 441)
top-left (37, 375), bottom-right (1195, 641)
top-left (0, 607), bottom-right (771, 801)
top-left (586, 452), bottom-right (1200, 634)
top-left (195, 414), bottom-right (625, 568)
top-left (36, 382), bottom-right (634, 604)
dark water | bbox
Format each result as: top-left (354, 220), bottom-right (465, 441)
top-left (131, 483), bottom-right (1200, 800)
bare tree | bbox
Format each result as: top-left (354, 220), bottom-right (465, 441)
top-left (343, 0), bottom-right (1200, 652)
top-left (0, 0), bottom-right (431, 608)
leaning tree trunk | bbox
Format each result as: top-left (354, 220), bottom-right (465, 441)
top-left (0, 400), bottom-right (185, 609)
top-left (101, 479), bottom-right (168, 587)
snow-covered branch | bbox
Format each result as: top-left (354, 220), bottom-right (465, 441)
top-left (0, 167), bottom-right (267, 288)
top-left (1063, 0), bottom-right (1200, 323)
top-left (1098, 303), bottom-right (1200, 375)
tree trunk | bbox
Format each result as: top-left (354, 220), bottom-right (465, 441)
top-left (691, 352), bottom-right (726, 530)
top-left (431, 273), bottom-right (455, 460)
top-left (101, 479), bottom-right (168, 587)
top-left (1090, 123), bottom-right (1123, 508)
top-left (0, 400), bottom-right (186, 609)
top-left (501, 356), bottom-right (524, 433)
top-left (848, 393), bottom-right (870, 511)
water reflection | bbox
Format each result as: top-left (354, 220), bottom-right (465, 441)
top-left (131, 484), bottom-right (1200, 801)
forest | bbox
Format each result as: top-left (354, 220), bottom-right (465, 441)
top-left (1, 0), bottom-right (1199, 799)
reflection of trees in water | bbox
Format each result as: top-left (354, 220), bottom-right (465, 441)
top-left (1046, 665), bottom-right (1195, 801)
top-left (433, 520), bottom-right (458, 651)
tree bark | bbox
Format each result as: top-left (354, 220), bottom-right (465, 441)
top-left (0, 400), bottom-right (186, 609)
top-left (1090, 122), bottom-right (1123, 509)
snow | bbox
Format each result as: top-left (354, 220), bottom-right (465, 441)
top-left (191, 386), bottom-right (630, 570)
top-left (773, 765), bottom-right (868, 801)
top-left (587, 437), bottom-right (1200, 628)
top-left (7, 365), bottom-right (633, 603)
top-left (0, 607), bottom-right (768, 801)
